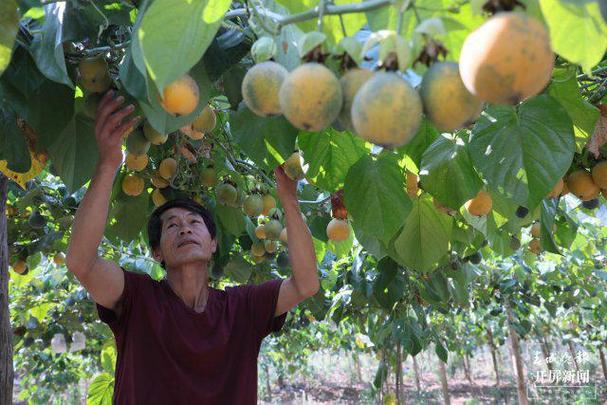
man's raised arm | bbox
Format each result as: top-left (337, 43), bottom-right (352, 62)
top-left (65, 90), bottom-right (140, 311)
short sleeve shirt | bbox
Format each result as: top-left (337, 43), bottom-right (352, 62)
top-left (96, 268), bottom-right (287, 404)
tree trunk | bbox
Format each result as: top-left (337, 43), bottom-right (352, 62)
top-left (396, 340), bottom-right (403, 404)
top-left (263, 363), bottom-right (272, 400)
top-left (540, 336), bottom-right (554, 371)
top-left (354, 352), bottom-right (363, 383)
top-left (599, 347), bottom-right (607, 382)
top-left (506, 302), bottom-right (528, 405)
top-left (437, 353), bottom-right (451, 405)
top-left (0, 174), bottom-right (13, 405)
top-left (463, 353), bottom-right (473, 384)
top-left (567, 341), bottom-right (579, 372)
top-left (412, 354), bottom-right (421, 391)
top-left (487, 328), bottom-right (500, 386)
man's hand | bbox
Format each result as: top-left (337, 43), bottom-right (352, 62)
top-left (95, 90), bottom-right (141, 171)
top-left (274, 165), bottom-right (297, 203)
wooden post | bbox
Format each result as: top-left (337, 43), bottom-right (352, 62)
top-left (506, 302), bottom-right (528, 405)
top-left (0, 174), bottom-right (14, 405)
top-left (599, 347), bottom-right (607, 382)
top-left (437, 353), bottom-right (451, 405)
top-left (412, 354), bottom-right (421, 391)
top-left (487, 328), bottom-right (500, 386)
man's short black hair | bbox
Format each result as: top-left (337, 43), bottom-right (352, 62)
top-left (147, 198), bottom-right (216, 251)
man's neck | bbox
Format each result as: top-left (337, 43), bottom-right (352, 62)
top-left (166, 262), bottom-right (210, 312)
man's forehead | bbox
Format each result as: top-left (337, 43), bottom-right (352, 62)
top-left (160, 207), bottom-right (199, 221)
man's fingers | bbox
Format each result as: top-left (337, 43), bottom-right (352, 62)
top-left (95, 94), bottom-right (126, 134)
top-left (100, 104), bottom-right (135, 135)
top-left (110, 116), bottom-right (141, 140)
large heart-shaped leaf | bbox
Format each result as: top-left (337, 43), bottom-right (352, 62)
top-left (469, 95), bottom-right (574, 210)
top-left (0, 0), bottom-right (19, 76)
top-left (344, 153), bottom-right (412, 244)
top-left (106, 177), bottom-right (151, 244)
top-left (87, 373), bottom-right (114, 405)
top-left (0, 106), bottom-right (30, 172)
top-left (298, 128), bottom-right (368, 192)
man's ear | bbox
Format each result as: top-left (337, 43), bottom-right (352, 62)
top-left (211, 239), bottom-right (217, 254)
top-left (152, 247), bottom-right (163, 263)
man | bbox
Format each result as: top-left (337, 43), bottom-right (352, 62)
top-left (65, 90), bottom-right (319, 403)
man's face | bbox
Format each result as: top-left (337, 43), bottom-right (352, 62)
top-left (153, 207), bottom-right (217, 269)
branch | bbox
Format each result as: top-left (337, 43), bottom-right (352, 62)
top-left (276, 0), bottom-right (392, 29)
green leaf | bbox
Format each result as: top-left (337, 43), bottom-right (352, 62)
top-left (469, 95), bottom-right (574, 210)
top-left (231, 105), bottom-right (298, 171)
top-left (540, 199), bottom-right (559, 254)
top-left (548, 67), bottom-right (600, 153)
top-left (223, 256), bottom-right (252, 284)
top-left (87, 373), bottom-right (114, 405)
top-left (3, 46), bottom-right (47, 98)
top-left (298, 129), bottom-right (368, 192)
top-left (0, 106), bottom-right (31, 172)
top-left (372, 257), bottom-right (404, 310)
top-left (215, 204), bottom-right (245, 236)
top-left (100, 344), bottom-right (117, 373)
top-left (106, 183), bottom-right (150, 243)
top-left (119, 51), bottom-right (148, 101)
top-left (138, 0), bottom-right (231, 92)
top-left (393, 197), bottom-right (452, 273)
top-left (344, 153), bottom-right (412, 244)
top-left (399, 118), bottom-right (439, 169)
top-left (29, 5), bottom-right (73, 87)
top-left (539, 0), bottom-right (607, 73)
top-left (420, 132), bottom-right (483, 210)
top-left (47, 114), bottom-right (98, 192)
top-left (435, 341), bottom-right (448, 363)
top-left (0, 0), bottom-right (19, 76)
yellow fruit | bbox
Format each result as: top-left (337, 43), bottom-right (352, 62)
top-left (464, 190), bottom-right (492, 216)
top-left (244, 194), bottom-right (264, 217)
top-left (546, 178), bottom-right (564, 199)
top-left (326, 218), bottom-right (350, 241)
top-left (279, 227), bottom-right (288, 244)
top-left (242, 61), bottom-right (288, 117)
top-left (78, 56), bottom-right (112, 93)
top-left (262, 194), bottom-right (276, 216)
top-left (251, 241), bottom-right (266, 257)
top-left (126, 129), bottom-right (151, 156)
top-left (12, 260), bottom-right (27, 274)
top-left (125, 153), bottom-right (148, 172)
top-left (530, 222), bottom-right (541, 238)
top-left (264, 219), bottom-right (283, 240)
top-left (158, 158), bottom-right (177, 180)
top-left (255, 224), bottom-right (266, 239)
top-left (264, 239), bottom-right (278, 253)
top-left (279, 63), bottom-right (343, 131)
top-left (161, 74), bottom-right (199, 116)
top-left (151, 171), bottom-right (169, 188)
top-left (459, 13), bottom-right (554, 105)
top-left (406, 170), bottom-right (419, 198)
top-left (216, 183), bottom-right (238, 206)
top-left (283, 152), bottom-right (305, 181)
top-left (351, 72), bottom-right (422, 148)
top-left (591, 161), bottom-right (607, 189)
top-left (152, 188), bottom-right (167, 207)
top-left (529, 238), bottom-right (541, 255)
top-left (53, 252), bottom-right (65, 265)
top-left (337, 68), bottom-right (373, 132)
top-left (143, 122), bottom-right (168, 145)
top-left (567, 170), bottom-right (600, 201)
top-left (252, 254), bottom-right (265, 264)
top-left (122, 174), bottom-right (145, 196)
top-left (192, 105), bottom-right (217, 133)
top-left (199, 167), bottom-right (217, 187)
top-left (419, 62), bottom-right (482, 131)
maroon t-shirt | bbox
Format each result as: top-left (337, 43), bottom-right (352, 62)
top-left (96, 268), bottom-right (287, 404)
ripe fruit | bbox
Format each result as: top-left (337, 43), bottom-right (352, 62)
top-left (152, 188), bottom-right (167, 207)
top-left (216, 183), bottom-right (238, 206)
top-left (143, 122), bottom-right (168, 145)
top-left (591, 161), bottom-right (607, 189)
top-left (459, 13), bottom-right (554, 104)
top-left (122, 174), bottom-right (145, 196)
top-left (255, 224), bottom-right (266, 239)
top-left (337, 68), bottom-right (373, 132)
top-left (567, 170), bottom-right (600, 201)
top-left (406, 170), bottom-right (419, 198)
top-left (326, 218), bottom-right (350, 241)
top-left (262, 194), bottom-right (276, 216)
top-left (161, 74), bottom-right (199, 116)
top-left (530, 222), bottom-right (541, 238)
top-left (12, 260), bottom-right (27, 274)
top-left (264, 240), bottom-right (278, 254)
top-left (199, 167), bottom-right (217, 187)
top-left (78, 56), bottom-right (112, 93)
top-left (419, 62), bottom-right (482, 131)
top-left (125, 153), bottom-right (148, 172)
top-left (546, 178), bottom-right (564, 199)
top-left (464, 190), bottom-right (492, 217)
top-left (279, 63), bottom-right (343, 131)
top-left (192, 105), bottom-right (217, 133)
top-left (53, 253), bottom-right (65, 265)
top-left (529, 238), bottom-right (541, 255)
top-left (264, 219), bottom-right (283, 240)
top-left (28, 211), bottom-right (46, 229)
top-left (151, 171), bottom-right (169, 188)
top-left (126, 129), bottom-right (151, 156)
top-left (279, 227), bottom-right (288, 244)
top-left (243, 195), bottom-right (264, 217)
top-left (251, 241), bottom-right (266, 257)
top-left (242, 61), bottom-right (288, 117)
top-left (252, 254), bottom-right (265, 264)
top-left (351, 72), bottom-right (422, 147)
top-left (283, 152), bottom-right (305, 181)
top-left (158, 158), bottom-right (177, 180)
